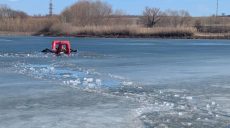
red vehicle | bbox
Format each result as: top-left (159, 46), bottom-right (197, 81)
top-left (42, 40), bottom-right (77, 55)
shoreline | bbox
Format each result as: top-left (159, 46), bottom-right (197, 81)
top-left (34, 33), bottom-right (230, 40)
top-left (0, 31), bottom-right (230, 40)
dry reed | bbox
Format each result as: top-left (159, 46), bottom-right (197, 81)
top-left (47, 24), bottom-right (196, 38)
top-left (0, 17), bottom-right (59, 33)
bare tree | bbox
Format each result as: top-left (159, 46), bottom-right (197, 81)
top-left (0, 5), bottom-right (27, 20)
top-left (178, 10), bottom-right (191, 26)
top-left (194, 19), bottom-right (202, 31)
top-left (108, 10), bottom-right (134, 26)
top-left (163, 9), bottom-right (191, 27)
top-left (91, 0), bottom-right (112, 25)
top-left (164, 9), bottom-right (179, 27)
top-left (61, 0), bottom-right (112, 26)
top-left (141, 7), bottom-right (161, 27)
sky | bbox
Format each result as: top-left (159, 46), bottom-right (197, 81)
top-left (1, 0), bottom-right (230, 16)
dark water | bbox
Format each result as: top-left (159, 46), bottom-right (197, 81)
top-left (0, 36), bottom-right (230, 128)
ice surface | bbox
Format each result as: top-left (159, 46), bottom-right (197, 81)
top-left (1, 37), bottom-right (230, 127)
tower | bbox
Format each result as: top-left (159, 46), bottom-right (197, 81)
top-left (49, 0), bottom-right (53, 16)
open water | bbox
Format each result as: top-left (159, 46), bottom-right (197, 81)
top-left (0, 36), bottom-right (230, 128)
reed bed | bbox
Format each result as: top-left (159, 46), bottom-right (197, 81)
top-left (0, 17), bottom-right (59, 33)
top-left (46, 24), bottom-right (196, 38)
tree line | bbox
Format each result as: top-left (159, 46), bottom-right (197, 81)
top-left (60, 0), bottom-right (192, 28)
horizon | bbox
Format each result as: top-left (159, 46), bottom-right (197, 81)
top-left (1, 0), bottom-right (230, 16)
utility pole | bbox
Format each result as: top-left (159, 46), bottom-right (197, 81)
top-left (49, 0), bottom-right (53, 16)
top-left (216, 0), bottom-right (219, 17)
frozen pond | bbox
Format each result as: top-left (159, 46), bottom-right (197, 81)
top-left (0, 36), bottom-right (230, 128)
